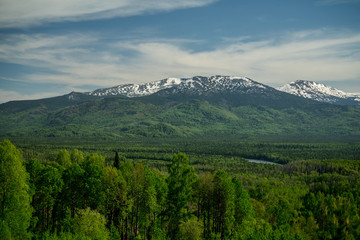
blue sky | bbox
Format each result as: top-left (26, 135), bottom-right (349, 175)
top-left (0, 0), bottom-right (360, 103)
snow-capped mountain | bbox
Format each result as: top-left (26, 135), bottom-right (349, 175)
top-left (162, 75), bottom-right (269, 95)
top-left (87, 75), bottom-right (270, 97)
top-left (277, 80), bottom-right (360, 106)
top-left (87, 77), bottom-right (183, 97)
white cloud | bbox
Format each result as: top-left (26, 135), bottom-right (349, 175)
top-left (0, 0), bottom-right (217, 28)
top-left (0, 29), bottom-right (360, 103)
top-left (0, 89), bottom-right (61, 103)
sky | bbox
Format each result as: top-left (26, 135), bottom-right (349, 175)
top-left (0, 0), bottom-right (360, 103)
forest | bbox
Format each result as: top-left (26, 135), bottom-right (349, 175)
top-left (1, 139), bottom-right (360, 240)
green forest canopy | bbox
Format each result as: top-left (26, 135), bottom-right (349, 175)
top-left (0, 139), bottom-right (360, 239)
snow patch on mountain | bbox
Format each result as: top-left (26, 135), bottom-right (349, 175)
top-left (169, 76), bottom-right (268, 95)
top-left (87, 75), bottom-right (270, 98)
top-left (87, 77), bottom-right (184, 97)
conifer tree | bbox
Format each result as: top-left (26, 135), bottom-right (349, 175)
top-left (114, 151), bottom-right (120, 169)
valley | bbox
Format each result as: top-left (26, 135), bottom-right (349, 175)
top-left (1, 76), bottom-right (360, 239)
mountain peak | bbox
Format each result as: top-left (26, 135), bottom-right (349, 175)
top-left (166, 75), bottom-right (268, 96)
top-left (87, 75), bottom-right (270, 98)
top-left (278, 80), bottom-right (360, 105)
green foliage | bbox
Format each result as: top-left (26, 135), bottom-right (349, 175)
top-left (57, 149), bottom-right (71, 168)
top-left (213, 170), bottom-right (235, 239)
top-left (1, 140), bottom-right (360, 240)
top-left (197, 172), bottom-right (214, 238)
top-left (36, 231), bottom-right (91, 240)
top-left (84, 153), bottom-right (105, 168)
top-left (0, 139), bottom-right (32, 240)
top-left (70, 149), bottom-right (84, 164)
top-left (166, 153), bottom-right (197, 239)
top-left (102, 166), bottom-right (127, 228)
top-left (179, 217), bottom-right (203, 240)
top-left (81, 154), bottom-right (105, 209)
top-left (73, 207), bottom-right (109, 240)
top-left (29, 163), bottom-right (63, 232)
top-left (150, 226), bottom-right (168, 240)
top-left (232, 177), bottom-right (255, 225)
top-left (114, 151), bottom-right (120, 169)
top-left (61, 163), bottom-right (84, 218)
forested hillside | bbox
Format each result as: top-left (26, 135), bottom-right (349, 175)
top-left (1, 90), bottom-right (360, 140)
top-left (1, 139), bottom-right (359, 239)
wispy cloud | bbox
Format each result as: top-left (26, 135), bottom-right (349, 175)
top-left (0, 29), bottom-right (360, 103)
top-left (0, 89), bottom-right (61, 103)
top-left (0, 0), bottom-right (217, 28)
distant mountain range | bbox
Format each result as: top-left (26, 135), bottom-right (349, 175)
top-left (1, 75), bottom-right (359, 140)
top-left (86, 76), bottom-right (360, 106)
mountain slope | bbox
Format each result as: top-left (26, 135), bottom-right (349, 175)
top-left (277, 80), bottom-right (360, 106)
top-left (1, 76), bottom-right (360, 140)
top-left (4, 96), bottom-right (358, 139)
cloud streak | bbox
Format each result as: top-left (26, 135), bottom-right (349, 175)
top-left (0, 29), bottom-right (359, 103)
top-left (0, 0), bottom-right (217, 28)
top-left (0, 89), bottom-right (62, 103)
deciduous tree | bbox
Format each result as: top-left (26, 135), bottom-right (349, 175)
top-left (166, 153), bottom-right (197, 239)
top-left (0, 140), bottom-right (32, 239)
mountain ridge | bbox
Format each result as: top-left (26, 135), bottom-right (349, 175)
top-left (86, 75), bottom-right (268, 98)
top-left (2, 76), bottom-right (358, 107)
top-left (1, 75), bottom-right (359, 140)
top-left (85, 75), bottom-right (359, 106)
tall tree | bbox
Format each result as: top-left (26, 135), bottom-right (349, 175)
top-left (56, 149), bottom-right (71, 168)
top-left (166, 153), bottom-right (197, 239)
top-left (30, 164), bottom-right (63, 232)
top-left (114, 151), bottom-right (120, 169)
top-left (0, 140), bottom-right (32, 239)
top-left (213, 170), bottom-right (235, 240)
top-left (102, 166), bottom-right (127, 231)
top-left (139, 166), bottom-right (158, 239)
top-left (70, 149), bottom-right (84, 165)
top-left (197, 172), bottom-right (214, 238)
top-left (81, 153), bottom-right (105, 209)
top-left (129, 163), bottom-right (146, 239)
top-left (232, 177), bottom-right (255, 238)
top-left (232, 177), bottom-right (255, 225)
top-left (62, 164), bottom-right (84, 218)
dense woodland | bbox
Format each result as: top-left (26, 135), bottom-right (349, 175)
top-left (1, 139), bottom-right (360, 239)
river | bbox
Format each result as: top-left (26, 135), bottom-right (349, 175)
top-left (246, 159), bottom-right (281, 165)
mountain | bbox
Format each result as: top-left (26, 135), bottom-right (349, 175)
top-left (86, 75), bottom-right (267, 97)
top-left (1, 75), bottom-right (360, 140)
top-left (157, 76), bottom-right (269, 95)
top-left (87, 77), bottom-right (183, 97)
top-left (277, 80), bottom-right (360, 106)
